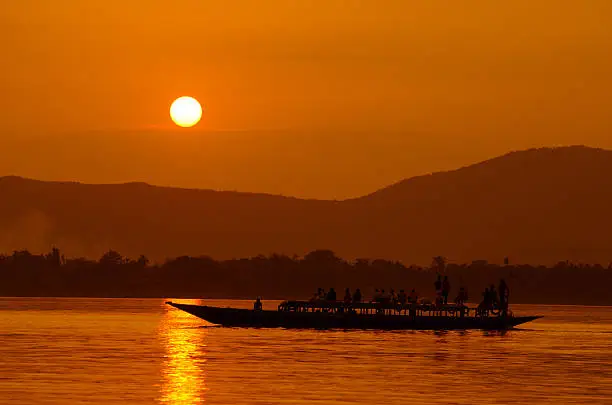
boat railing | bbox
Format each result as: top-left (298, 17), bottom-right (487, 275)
top-left (276, 300), bottom-right (500, 318)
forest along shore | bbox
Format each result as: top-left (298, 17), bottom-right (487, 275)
top-left (1, 248), bottom-right (611, 305)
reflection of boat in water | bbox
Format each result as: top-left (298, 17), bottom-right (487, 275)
top-left (166, 301), bottom-right (541, 330)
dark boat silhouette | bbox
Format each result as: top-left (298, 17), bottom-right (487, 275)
top-left (166, 301), bottom-right (541, 330)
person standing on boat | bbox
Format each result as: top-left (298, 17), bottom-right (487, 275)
top-left (398, 289), bottom-right (408, 305)
top-left (489, 284), bottom-right (499, 309)
top-left (442, 276), bottom-right (451, 304)
top-left (381, 289), bottom-right (390, 305)
top-left (455, 287), bottom-right (467, 305)
top-left (343, 288), bottom-right (352, 304)
top-left (353, 288), bottom-right (362, 303)
top-left (326, 288), bottom-right (337, 301)
top-left (254, 296), bottom-right (263, 311)
top-left (479, 287), bottom-right (490, 315)
top-left (372, 289), bottom-right (381, 302)
top-left (409, 289), bottom-right (418, 304)
top-left (434, 275), bottom-right (442, 297)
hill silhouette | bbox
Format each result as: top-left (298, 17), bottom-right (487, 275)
top-left (1, 145), bottom-right (611, 265)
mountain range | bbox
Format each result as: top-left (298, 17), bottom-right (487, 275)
top-left (1, 145), bottom-right (611, 265)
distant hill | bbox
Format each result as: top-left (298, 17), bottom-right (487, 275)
top-left (1, 145), bottom-right (612, 265)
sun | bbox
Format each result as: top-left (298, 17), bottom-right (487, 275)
top-left (170, 96), bottom-right (202, 128)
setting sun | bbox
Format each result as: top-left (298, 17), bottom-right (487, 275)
top-left (170, 97), bottom-right (202, 128)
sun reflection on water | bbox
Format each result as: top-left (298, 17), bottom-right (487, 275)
top-left (160, 299), bottom-right (207, 404)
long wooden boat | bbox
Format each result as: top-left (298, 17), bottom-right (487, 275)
top-left (166, 300), bottom-right (541, 330)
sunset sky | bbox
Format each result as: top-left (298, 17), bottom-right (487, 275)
top-left (1, 1), bottom-right (611, 198)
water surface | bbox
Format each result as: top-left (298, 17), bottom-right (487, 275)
top-left (0, 298), bottom-right (610, 404)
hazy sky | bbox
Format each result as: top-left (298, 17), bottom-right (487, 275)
top-left (1, 1), bottom-right (611, 198)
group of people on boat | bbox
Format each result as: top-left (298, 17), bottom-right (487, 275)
top-left (311, 287), bottom-right (363, 303)
top-left (309, 287), bottom-right (422, 307)
top-left (371, 288), bottom-right (420, 305)
top-left (434, 275), bottom-right (454, 305)
top-left (307, 276), bottom-right (510, 310)
top-left (477, 279), bottom-right (510, 315)
top-left (260, 276), bottom-right (510, 316)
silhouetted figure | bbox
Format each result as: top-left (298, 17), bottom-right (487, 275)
top-left (380, 289), bottom-right (389, 304)
top-left (409, 289), bottom-right (418, 304)
top-left (408, 288), bottom-right (419, 304)
top-left (318, 288), bottom-right (326, 300)
top-left (499, 279), bottom-right (509, 315)
top-left (408, 289), bottom-right (419, 317)
top-left (489, 284), bottom-right (499, 309)
top-left (344, 288), bottom-right (352, 304)
top-left (390, 289), bottom-right (398, 304)
top-left (434, 275), bottom-right (442, 295)
top-left (326, 287), bottom-right (336, 301)
top-left (504, 257), bottom-right (509, 266)
top-left (455, 287), bottom-right (467, 305)
top-left (480, 287), bottom-right (491, 313)
top-left (442, 276), bottom-right (451, 304)
top-left (373, 289), bottom-right (381, 302)
top-left (398, 289), bottom-right (407, 305)
top-left (254, 296), bottom-right (263, 311)
top-left (353, 288), bottom-right (362, 303)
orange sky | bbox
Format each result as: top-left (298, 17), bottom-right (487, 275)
top-left (1, 1), bottom-right (611, 198)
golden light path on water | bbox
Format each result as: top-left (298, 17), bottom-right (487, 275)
top-left (160, 299), bottom-right (207, 404)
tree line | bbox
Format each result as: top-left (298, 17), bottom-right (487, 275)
top-left (0, 248), bottom-right (610, 305)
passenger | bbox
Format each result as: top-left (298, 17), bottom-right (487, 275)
top-left (344, 288), bottom-right (352, 304)
top-left (455, 287), bottom-right (466, 305)
top-left (326, 287), bottom-right (337, 301)
top-left (253, 296), bottom-right (263, 311)
top-left (409, 289), bottom-right (418, 304)
top-left (398, 289), bottom-right (408, 305)
top-left (481, 287), bottom-right (490, 310)
top-left (318, 288), bottom-right (326, 300)
top-left (353, 288), bottom-right (362, 303)
top-left (391, 289), bottom-right (398, 305)
top-left (442, 276), bottom-right (451, 305)
top-left (489, 284), bottom-right (499, 309)
top-left (499, 279), bottom-right (509, 314)
top-left (434, 275), bottom-right (442, 296)
top-left (373, 289), bottom-right (382, 302)
top-left (380, 289), bottom-right (389, 304)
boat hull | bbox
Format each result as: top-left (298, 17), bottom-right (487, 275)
top-left (166, 302), bottom-right (541, 330)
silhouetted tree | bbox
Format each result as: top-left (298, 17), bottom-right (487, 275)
top-left (0, 246), bottom-right (610, 305)
top-left (431, 256), bottom-right (447, 273)
top-left (45, 247), bottom-right (61, 267)
top-left (303, 249), bottom-right (341, 264)
top-left (99, 250), bottom-right (125, 267)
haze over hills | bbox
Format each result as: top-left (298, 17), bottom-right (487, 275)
top-left (1, 145), bottom-right (611, 265)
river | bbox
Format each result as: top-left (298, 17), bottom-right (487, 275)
top-left (0, 298), bottom-right (610, 404)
